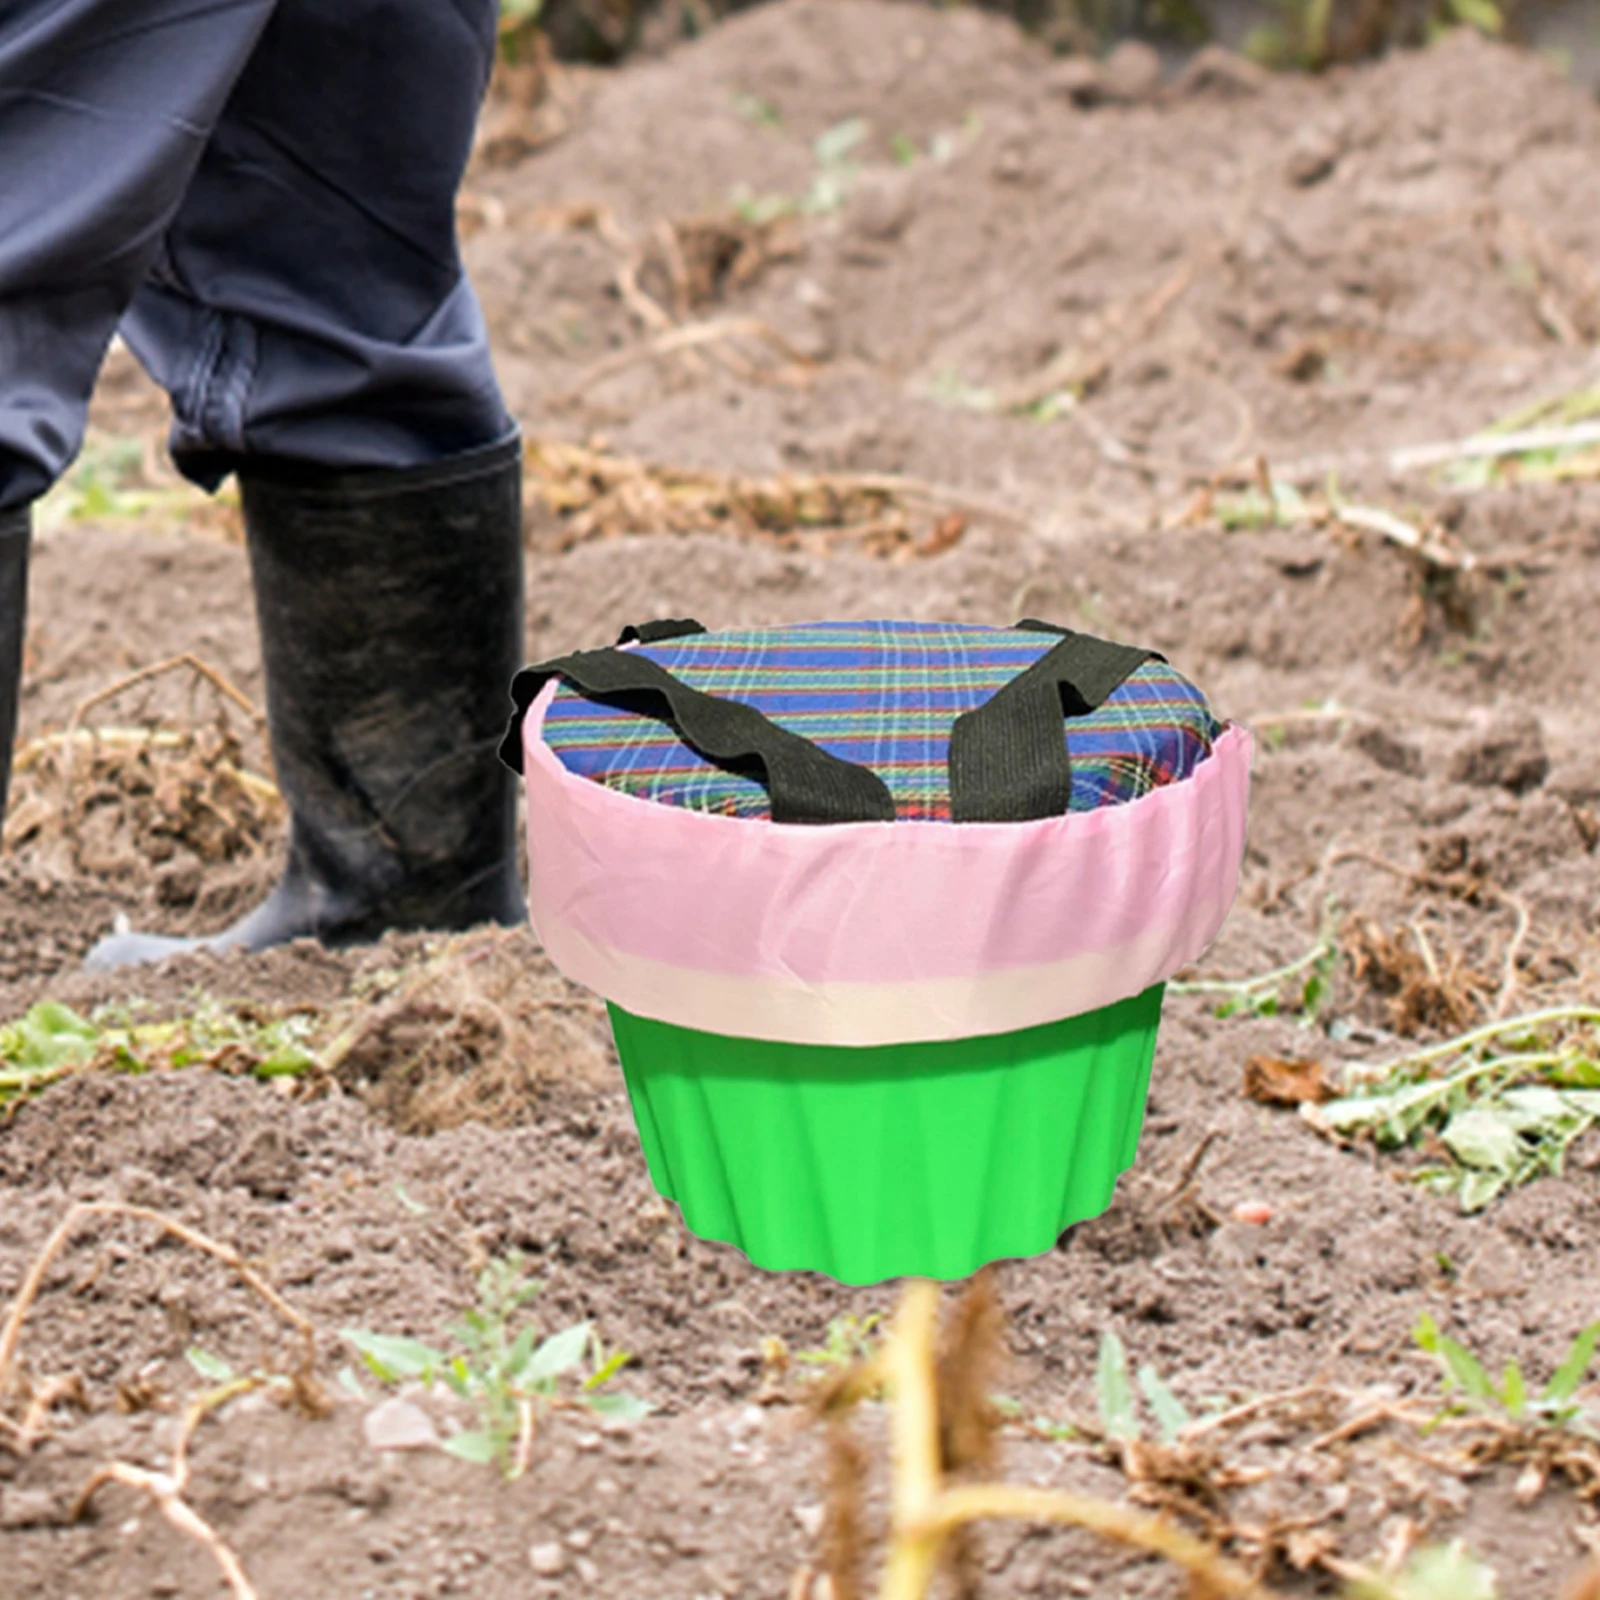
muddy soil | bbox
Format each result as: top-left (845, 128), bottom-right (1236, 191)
top-left (5, 5), bottom-right (1600, 1596)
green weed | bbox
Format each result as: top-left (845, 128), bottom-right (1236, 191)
top-left (1094, 1331), bottom-right (1194, 1445)
top-left (497, 0), bottom-right (545, 62)
top-left (1169, 908), bottom-right (1341, 1025)
top-left (734, 92), bottom-right (783, 131)
top-left (0, 998), bottom-right (321, 1111)
top-left (1347, 1542), bottom-right (1500, 1600)
top-left (1306, 1006), bottom-right (1600, 1211)
top-left (35, 434), bottom-right (219, 533)
top-left (1414, 1313), bottom-right (1600, 1433)
top-left (796, 1312), bottom-right (883, 1370)
top-left (1211, 479), bottom-right (1311, 530)
top-left (1245, 0), bottom-right (1502, 71)
top-left (344, 1253), bottom-right (648, 1478)
top-left (1424, 386), bottom-right (1600, 491)
top-left (732, 115), bottom-right (872, 225)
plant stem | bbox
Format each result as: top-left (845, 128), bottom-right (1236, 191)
top-left (880, 1282), bottom-right (945, 1600)
top-left (1169, 939), bottom-right (1331, 996)
top-left (1360, 1008), bottom-right (1600, 1078)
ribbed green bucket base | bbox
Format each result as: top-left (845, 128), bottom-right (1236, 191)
top-left (608, 985), bottom-right (1164, 1285)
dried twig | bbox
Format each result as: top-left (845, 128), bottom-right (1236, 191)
top-left (1334, 504), bottom-right (1476, 572)
top-left (1494, 892), bottom-right (1532, 1020)
top-left (1390, 421), bottom-right (1600, 474)
top-left (990, 264), bottom-right (1194, 413)
top-left (0, 1202), bottom-right (316, 1403)
top-left (73, 1375), bottom-right (276, 1600)
top-left (558, 315), bottom-right (815, 401)
top-left (877, 1282), bottom-right (1279, 1600)
top-left (66, 653), bottom-right (263, 735)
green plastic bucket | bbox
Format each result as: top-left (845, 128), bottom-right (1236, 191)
top-left (608, 983), bottom-right (1164, 1285)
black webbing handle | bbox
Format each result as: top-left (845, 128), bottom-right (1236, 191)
top-left (499, 645), bottom-right (896, 824)
top-left (947, 622), bottom-right (1163, 822)
top-left (617, 618), bottom-right (706, 645)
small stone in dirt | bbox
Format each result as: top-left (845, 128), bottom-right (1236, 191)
top-left (1285, 128), bottom-right (1342, 187)
top-left (1101, 40), bottom-right (1162, 104)
top-left (847, 172), bottom-right (914, 244)
top-left (1231, 1201), bottom-right (1274, 1225)
top-left (793, 1502), bottom-right (826, 1540)
top-left (1171, 46), bottom-right (1268, 101)
top-left (1447, 710), bottom-right (1548, 794)
top-left (1351, 722), bottom-right (1423, 777)
top-left (567, 1529), bottom-right (595, 1551)
top-left (363, 1397), bottom-right (440, 1453)
top-left (530, 1542), bottom-right (567, 1577)
top-left (575, 1556), bottom-right (600, 1585)
top-left (1550, 758), bottom-right (1600, 807)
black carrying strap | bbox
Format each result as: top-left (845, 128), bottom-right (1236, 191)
top-left (500, 615), bottom-right (1160, 827)
top-left (499, 640), bottom-right (896, 824)
top-left (947, 621), bottom-right (1163, 822)
top-left (616, 618), bottom-right (706, 645)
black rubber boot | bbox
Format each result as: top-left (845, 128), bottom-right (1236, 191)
top-left (85, 436), bottom-right (527, 969)
top-left (0, 506), bottom-right (29, 842)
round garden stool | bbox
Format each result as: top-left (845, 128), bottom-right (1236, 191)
top-left (500, 618), bottom-right (1251, 1285)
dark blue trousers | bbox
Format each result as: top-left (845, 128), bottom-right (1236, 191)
top-left (0, 0), bottom-right (512, 512)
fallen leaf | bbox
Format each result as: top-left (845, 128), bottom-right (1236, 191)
top-left (1243, 1055), bottom-right (1334, 1107)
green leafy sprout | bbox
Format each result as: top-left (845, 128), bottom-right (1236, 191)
top-left (733, 115), bottom-right (871, 226)
top-left (1305, 1005), bottom-right (1600, 1212)
top-left (344, 1253), bottom-right (649, 1478)
top-left (34, 432), bottom-right (224, 533)
top-left (1094, 1330), bottom-right (1196, 1445)
top-left (1347, 1541), bottom-right (1500, 1600)
top-left (795, 1311), bottom-right (883, 1369)
top-left (1169, 904), bottom-right (1341, 1025)
top-left (1, 998), bottom-right (321, 1111)
top-left (1414, 1313), bottom-right (1600, 1434)
top-left (1435, 385), bottom-right (1600, 491)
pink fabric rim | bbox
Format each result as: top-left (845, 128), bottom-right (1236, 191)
top-left (521, 681), bottom-right (1252, 1045)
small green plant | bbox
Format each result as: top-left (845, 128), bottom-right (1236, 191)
top-left (733, 115), bottom-right (872, 225)
top-left (989, 1394), bottom-right (1078, 1441)
top-left (344, 1253), bottom-right (648, 1478)
top-left (35, 433), bottom-right (218, 532)
top-left (1414, 1313), bottom-right (1600, 1433)
top-left (1245, 0), bottom-right (1502, 72)
top-left (1307, 1006), bottom-right (1600, 1211)
top-left (1347, 1541), bottom-right (1499, 1600)
top-left (0, 998), bottom-right (320, 1110)
top-left (497, 0), bottom-right (545, 62)
top-left (1095, 1331), bottom-right (1192, 1444)
top-left (796, 1311), bottom-right (883, 1369)
top-left (1211, 478), bottom-right (1311, 530)
top-left (734, 92), bottom-right (783, 132)
top-left (1169, 907), bottom-right (1340, 1025)
top-left (1434, 385), bottom-right (1600, 491)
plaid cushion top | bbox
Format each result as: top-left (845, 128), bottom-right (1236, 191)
top-left (540, 620), bottom-right (1221, 822)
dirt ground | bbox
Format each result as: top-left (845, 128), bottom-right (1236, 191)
top-left (6, 4), bottom-right (1600, 1595)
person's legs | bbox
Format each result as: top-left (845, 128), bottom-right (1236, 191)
top-left (119, 0), bottom-right (512, 484)
top-left (85, 0), bottom-right (527, 967)
top-left (0, 0), bottom-right (276, 833)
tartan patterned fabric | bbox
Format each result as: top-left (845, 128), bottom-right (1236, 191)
top-left (540, 621), bottom-right (1221, 822)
